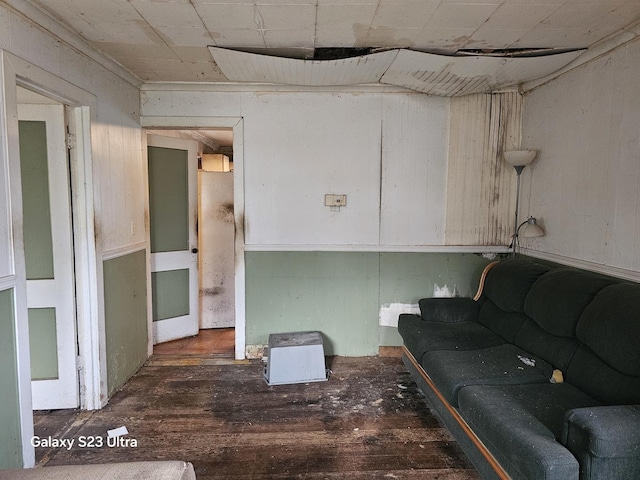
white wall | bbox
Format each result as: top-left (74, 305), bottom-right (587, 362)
top-left (521, 36), bottom-right (640, 279)
top-left (142, 87), bottom-right (450, 249)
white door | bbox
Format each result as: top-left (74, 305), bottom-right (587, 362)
top-left (147, 135), bottom-right (199, 343)
top-left (19, 104), bottom-right (79, 410)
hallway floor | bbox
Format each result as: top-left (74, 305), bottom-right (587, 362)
top-left (32, 335), bottom-right (479, 479)
top-left (154, 328), bottom-right (235, 356)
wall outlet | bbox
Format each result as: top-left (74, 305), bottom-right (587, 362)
top-left (324, 194), bottom-right (347, 207)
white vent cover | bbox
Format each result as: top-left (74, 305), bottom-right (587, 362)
top-left (263, 331), bottom-right (328, 386)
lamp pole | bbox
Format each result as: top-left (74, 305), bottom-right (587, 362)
top-left (512, 165), bottom-right (525, 251)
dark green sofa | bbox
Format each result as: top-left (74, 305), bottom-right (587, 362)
top-left (398, 258), bottom-right (640, 480)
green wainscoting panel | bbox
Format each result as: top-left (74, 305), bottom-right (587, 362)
top-left (0, 289), bottom-right (23, 469)
top-left (151, 269), bottom-right (190, 321)
top-left (245, 252), bottom-right (380, 356)
top-left (378, 252), bottom-right (494, 346)
top-left (245, 251), bottom-right (496, 355)
top-left (148, 146), bottom-right (189, 253)
top-left (19, 121), bottom-right (54, 280)
top-left (28, 308), bottom-right (59, 380)
top-left (104, 250), bottom-right (148, 396)
top-left (379, 252), bottom-right (492, 301)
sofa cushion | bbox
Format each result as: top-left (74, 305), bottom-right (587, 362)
top-left (421, 344), bottom-right (553, 407)
top-left (567, 282), bottom-right (640, 405)
top-left (515, 319), bottom-right (580, 372)
top-left (524, 269), bottom-right (616, 338)
top-left (477, 299), bottom-right (530, 343)
top-left (482, 258), bottom-right (550, 313)
top-left (398, 314), bottom-right (504, 363)
top-left (458, 383), bottom-right (600, 480)
top-left (566, 346), bottom-right (640, 406)
top-left (418, 297), bottom-right (480, 323)
top-left (576, 283), bottom-right (640, 377)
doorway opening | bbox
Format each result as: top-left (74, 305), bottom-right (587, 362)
top-left (146, 128), bottom-right (235, 358)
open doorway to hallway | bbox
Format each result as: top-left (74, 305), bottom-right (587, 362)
top-left (146, 128), bottom-right (235, 358)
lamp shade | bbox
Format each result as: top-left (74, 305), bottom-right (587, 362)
top-left (504, 150), bottom-right (538, 167)
top-left (521, 217), bottom-right (544, 238)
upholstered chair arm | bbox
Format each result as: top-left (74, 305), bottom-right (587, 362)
top-left (562, 405), bottom-right (640, 478)
top-left (417, 297), bottom-right (480, 323)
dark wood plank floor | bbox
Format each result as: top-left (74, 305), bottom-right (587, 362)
top-left (33, 355), bottom-right (479, 479)
top-left (154, 328), bottom-right (235, 356)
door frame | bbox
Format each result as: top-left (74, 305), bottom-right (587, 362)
top-left (2, 53), bottom-right (103, 467)
top-left (141, 116), bottom-right (246, 360)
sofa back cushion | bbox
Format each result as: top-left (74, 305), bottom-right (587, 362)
top-left (478, 259), bottom-right (550, 341)
top-left (482, 259), bottom-right (550, 313)
top-left (516, 269), bottom-right (616, 370)
top-left (524, 269), bottom-right (616, 337)
top-left (478, 300), bottom-right (529, 343)
top-left (567, 283), bottom-right (640, 405)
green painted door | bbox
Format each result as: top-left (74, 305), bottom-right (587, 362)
top-left (19, 104), bottom-right (79, 409)
top-left (148, 135), bottom-right (199, 343)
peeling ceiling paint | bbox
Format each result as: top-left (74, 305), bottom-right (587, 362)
top-left (209, 47), bottom-right (585, 96)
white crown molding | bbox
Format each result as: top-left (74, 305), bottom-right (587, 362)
top-left (141, 81), bottom-right (416, 94)
top-left (5, 0), bottom-right (142, 88)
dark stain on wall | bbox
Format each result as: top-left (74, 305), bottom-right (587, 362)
top-left (201, 287), bottom-right (224, 296)
top-left (218, 203), bottom-right (235, 224)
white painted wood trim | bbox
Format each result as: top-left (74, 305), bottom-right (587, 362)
top-left (1, 50), bottom-right (35, 468)
top-left (520, 248), bottom-right (640, 283)
top-left (67, 105), bottom-right (105, 411)
top-left (0, 275), bottom-right (16, 291)
top-left (102, 242), bottom-right (147, 261)
top-left (142, 116), bottom-right (242, 129)
top-left (141, 82), bottom-right (414, 94)
top-left (232, 119), bottom-right (246, 360)
top-left (245, 244), bottom-right (511, 254)
top-left (142, 133), bottom-right (153, 357)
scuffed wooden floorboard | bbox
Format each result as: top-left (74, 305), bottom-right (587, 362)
top-left (34, 356), bottom-right (479, 479)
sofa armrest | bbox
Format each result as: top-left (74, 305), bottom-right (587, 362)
top-left (562, 405), bottom-right (640, 478)
top-left (417, 297), bottom-right (480, 323)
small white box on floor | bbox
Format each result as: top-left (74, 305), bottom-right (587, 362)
top-left (263, 331), bottom-right (328, 386)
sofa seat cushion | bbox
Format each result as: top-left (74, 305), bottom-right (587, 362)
top-left (398, 314), bottom-right (505, 363)
top-left (422, 344), bottom-right (554, 407)
top-left (458, 383), bottom-right (601, 480)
